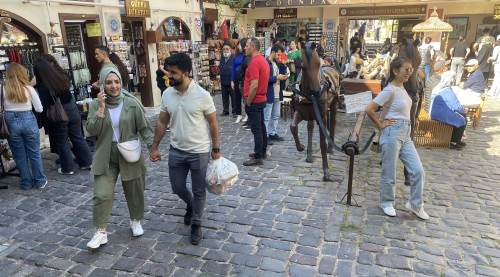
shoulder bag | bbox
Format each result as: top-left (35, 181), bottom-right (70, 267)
top-left (46, 89), bottom-right (69, 123)
top-left (111, 107), bottom-right (141, 163)
top-left (0, 83), bottom-right (10, 139)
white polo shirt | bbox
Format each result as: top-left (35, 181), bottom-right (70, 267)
top-left (160, 80), bottom-right (216, 153)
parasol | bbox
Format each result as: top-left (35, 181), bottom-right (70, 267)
top-left (412, 8), bottom-right (453, 33)
top-left (412, 7), bottom-right (453, 52)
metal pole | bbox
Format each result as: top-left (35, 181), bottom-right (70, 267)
top-left (347, 154), bottom-right (355, 206)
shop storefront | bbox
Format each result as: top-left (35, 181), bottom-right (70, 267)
top-left (0, 9), bottom-right (47, 80)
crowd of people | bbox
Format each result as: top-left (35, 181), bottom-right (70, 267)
top-left (0, 27), bottom-right (498, 249)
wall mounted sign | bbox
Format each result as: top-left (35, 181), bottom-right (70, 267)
top-left (274, 8), bottom-right (297, 19)
top-left (340, 5), bottom-right (426, 17)
top-left (125, 0), bottom-right (151, 18)
top-left (105, 13), bottom-right (122, 36)
top-left (256, 0), bottom-right (330, 8)
top-left (86, 23), bottom-right (101, 37)
top-left (495, 4), bottom-right (500, 20)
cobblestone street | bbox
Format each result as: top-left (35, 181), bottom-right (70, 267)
top-left (0, 96), bottom-right (499, 277)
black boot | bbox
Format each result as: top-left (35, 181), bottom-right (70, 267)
top-left (191, 224), bottom-right (202, 245)
top-left (184, 206), bottom-right (192, 225)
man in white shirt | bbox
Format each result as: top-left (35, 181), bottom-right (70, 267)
top-left (150, 53), bottom-right (221, 245)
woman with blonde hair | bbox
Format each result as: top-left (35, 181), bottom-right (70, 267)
top-left (2, 63), bottom-right (46, 190)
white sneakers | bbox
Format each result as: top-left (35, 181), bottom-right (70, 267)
top-left (130, 220), bottom-right (144, 237)
top-left (87, 220), bottom-right (143, 249)
top-left (87, 230), bottom-right (108, 249)
top-left (405, 202), bottom-right (430, 220)
top-left (242, 114), bottom-right (248, 122)
top-left (381, 205), bottom-right (397, 217)
top-left (234, 115), bottom-right (243, 123)
top-left (380, 203), bottom-right (429, 220)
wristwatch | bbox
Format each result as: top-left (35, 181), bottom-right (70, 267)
top-left (212, 148), bottom-right (220, 153)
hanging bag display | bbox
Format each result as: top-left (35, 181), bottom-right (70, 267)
top-left (0, 84), bottom-right (10, 139)
top-left (46, 88), bottom-right (69, 123)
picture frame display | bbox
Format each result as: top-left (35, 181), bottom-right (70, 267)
top-left (446, 17), bottom-right (468, 40)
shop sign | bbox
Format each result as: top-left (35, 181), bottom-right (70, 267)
top-left (340, 5), bottom-right (426, 17)
top-left (86, 23), bottom-right (101, 37)
top-left (125, 0), bottom-right (151, 18)
top-left (495, 4), bottom-right (500, 20)
top-left (256, 0), bottom-right (331, 8)
top-left (274, 8), bottom-right (297, 19)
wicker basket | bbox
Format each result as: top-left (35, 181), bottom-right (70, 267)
top-left (414, 110), bottom-right (453, 148)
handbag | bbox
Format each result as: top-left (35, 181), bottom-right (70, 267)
top-left (0, 84), bottom-right (10, 139)
top-left (112, 125), bottom-right (141, 163)
top-left (46, 89), bottom-right (69, 123)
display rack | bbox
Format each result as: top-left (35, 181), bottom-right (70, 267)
top-left (52, 45), bottom-right (91, 102)
top-left (192, 42), bottom-right (210, 89)
top-left (108, 40), bottom-right (131, 73)
top-left (0, 43), bottom-right (40, 80)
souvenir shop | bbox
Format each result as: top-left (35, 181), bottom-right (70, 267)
top-left (109, 16), bottom-right (154, 107)
top-left (0, 9), bottom-right (48, 179)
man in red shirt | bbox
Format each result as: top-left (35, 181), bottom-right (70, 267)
top-left (243, 37), bottom-right (270, 166)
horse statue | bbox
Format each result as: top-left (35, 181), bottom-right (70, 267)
top-left (289, 45), bottom-right (341, 181)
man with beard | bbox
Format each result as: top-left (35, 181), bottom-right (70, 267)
top-left (150, 53), bottom-right (221, 245)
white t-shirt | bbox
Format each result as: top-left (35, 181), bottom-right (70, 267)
top-left (108, 102), bottom-right (123, 142)
top-left (373, 83), bottom-right (412, 121)
top-left (160, 80), bottom-right (216, 153)
top-left (2, 85), bottom-right (43, 112)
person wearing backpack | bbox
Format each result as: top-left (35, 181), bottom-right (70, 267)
top-left (365, 57), bottom-right (429, 220)
top-left (2, 63), bottom-right (46, 190)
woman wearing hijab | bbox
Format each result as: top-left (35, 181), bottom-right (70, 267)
top-left (85, 67), bottom-right (154, 249)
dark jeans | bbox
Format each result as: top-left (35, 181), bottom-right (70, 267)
top-left (168, 146), bottom-right (210, 225)
top-left (233, 82), bottom-right (242, 116)
top-left (49, 102), bottom-right (92, 172)
top-left (451, 118), bottom-right (467, 143)
top-left (245, 103), bottom-right (267, 159)
top-left (221, 85), bottom-right (233, 114)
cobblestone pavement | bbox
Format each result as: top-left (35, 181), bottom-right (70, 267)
top-left (0, 96), bottom-right (499, 277)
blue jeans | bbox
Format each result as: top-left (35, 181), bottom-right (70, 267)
top-left (48, 102), bottom-right (92, 172)
top-left (264, 99), bottom-right (281, 136)
top-left (168, 146), bottom-right (209, 225)
top-left (380, 120), bottom-right (424, 209)
top-left (423, 64), bottom-right (431, 81)
top-left (5, 111), bottom-right (47, 189)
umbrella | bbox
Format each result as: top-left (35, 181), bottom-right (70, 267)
top-left (412, 8), bottom-right (453, 33)
top-left (412, 8), bottom-right (453, 51)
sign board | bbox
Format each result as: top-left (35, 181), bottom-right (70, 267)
top-left (340, 5), bottom-right (426, 17)
top-left (256, 0), bottom-right (331, 8)
top-left (125, 0), bottom-right (150, 18)
top-left (274, 8), bottom-right (297, 19)
top-left (86, 23), bottom-right (101, 37)
top-left (105, 13), bottom-right (122, 36)
top-left (495, 4), bottom-right (500, 20)
top-left (344, 91), bottom-right (373, 114)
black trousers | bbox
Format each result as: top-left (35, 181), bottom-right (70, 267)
top-left (245, 103), bottom-right (267, 159)
top-left (221, 85), bottom-right (233, 114)
top-left (233, 82), bottom-right (242, 116)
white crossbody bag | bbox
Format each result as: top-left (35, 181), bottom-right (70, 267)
top-left (112, 124), bottom-right (141, 163)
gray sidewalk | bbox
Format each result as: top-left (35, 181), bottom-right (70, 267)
top-left (0, 95), bottom-right (499, 277)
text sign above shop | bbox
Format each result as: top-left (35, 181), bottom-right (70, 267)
top-left (274, 8), bottom-right (297, 19)
top-left (340, 5), bottom-right (426, 17)
top-left (125, 0), bottom-right (151, 18)
top-left (495, 4), bottom-right (500, 20)
top-left (256, 0), bottom-right (331, 8)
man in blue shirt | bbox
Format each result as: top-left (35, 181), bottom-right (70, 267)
top-left (463, 59), bottom-right (486, 94)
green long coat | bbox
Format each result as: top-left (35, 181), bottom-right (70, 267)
top-left (86, 95), bottom-right (154, 181)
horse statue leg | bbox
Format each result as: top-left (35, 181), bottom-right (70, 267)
top-left (290, 110), bottom-right (304, 152)
top-left (320, 107), bottom-right (332, 181)
top-left (327, 98), bottom-right (337, 154)
top-left (306, 120), bottom-right (314, 163)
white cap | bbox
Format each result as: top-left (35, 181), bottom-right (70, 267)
top-left (497, 34), bottom-right (500, 41)
top-left (465, 59), bottom-right (479, 66)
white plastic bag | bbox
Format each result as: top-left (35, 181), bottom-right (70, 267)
top-left (206, 157), bottom-right (239, 195)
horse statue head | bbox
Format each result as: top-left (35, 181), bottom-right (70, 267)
top-left (300, 43), bottom-right (322, 96)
